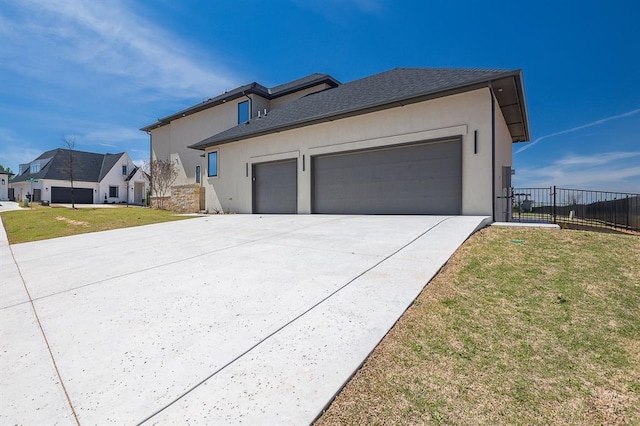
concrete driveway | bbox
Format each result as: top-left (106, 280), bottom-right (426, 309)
top-left (0, 214), bottom-right (490, 424)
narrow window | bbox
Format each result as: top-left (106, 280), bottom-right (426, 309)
top-left (195, 165), bottom-right (201, 183)
top-left (208, 152), bottom-right (218, 177)
top-left (238, 100), bottom-right (249, 124)
top-left (122, 165), bottom-right (127, 175)
top-left (109, 186), bottom-right (119, 197)
top-left (30, 163), bottom-right (40, 173)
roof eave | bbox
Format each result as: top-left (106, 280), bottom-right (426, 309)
top-left (271, 76), bottom-right (341, 98)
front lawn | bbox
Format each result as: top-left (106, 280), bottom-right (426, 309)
top-left (0, 205), bottom-right (194, 244)
top-left (317, 227), bottom-right (640, 425)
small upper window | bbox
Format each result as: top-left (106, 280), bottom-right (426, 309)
top-left (208, 152), bottom-right (218, 177)
top-left (195, 165), bottom-right (201, 183)
top-left (30, 163), bottom-right (40, 173)
top-left (109, 186), bottom-right (119, 198)
top-left (238, 100), bottom-right (249, 124)
top-left (122, 165), bottom-right (127, 175)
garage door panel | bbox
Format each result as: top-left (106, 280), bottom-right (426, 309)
top-left (253, 159), bottom-right (297, 214)
top-left (51, 187), bottom-right (94, 204)
top-left (312, 139), bottom-right (461, 215)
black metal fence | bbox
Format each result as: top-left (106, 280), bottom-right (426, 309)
top-left (511, 186), bottom-right (640, 232)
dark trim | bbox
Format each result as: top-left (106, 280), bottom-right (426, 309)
top-left (238, 99), bottom-right (250, 124)
top-left (490, 85), bottom-right (496, 222)
top-left (302, 154), bottom-right (305, 171)
top-left (207, 151), bottom-right (219, 177)
top-left (474, 130), bottom-right (478, 154)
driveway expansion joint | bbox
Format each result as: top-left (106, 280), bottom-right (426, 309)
top-left (136, 216), bottom-right (450, 424)
top-left (7, 243), bottom-right (81, 425)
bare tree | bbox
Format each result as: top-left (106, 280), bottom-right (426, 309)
top-left (144, 158), bottom-right (178, 209)
top-left (63, 137), bottom-right (77, 209)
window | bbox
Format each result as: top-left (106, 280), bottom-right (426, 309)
top-left (122, 165), bottom-right (127, 175)
top-left (30, 162), bottom-right (40, 173)
top-left (195, 165), bottom-right (201, 183)
top-left (238, 100), bottom-right (249, 124)
top-left (109, 186), bottom-right (119, 198)
top-left (208, 152), bottom-right (218, 177)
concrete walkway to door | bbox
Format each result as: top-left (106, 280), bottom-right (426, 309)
top-left (0, 214), bottom-right (490, 424)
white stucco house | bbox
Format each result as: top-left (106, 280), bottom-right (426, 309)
top-left (10, 149), bottom-right (148, 205)
top-left (142, 68), bottom-right (530, 220)
top-left (0, 171), bottom-right (13, 201)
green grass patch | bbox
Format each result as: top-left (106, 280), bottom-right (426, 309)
top-left (0, 205), bottom-right (194, 244)
top-left (317, 227), bottom-right (640, 425)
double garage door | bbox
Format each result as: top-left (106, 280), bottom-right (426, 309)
top-left (51, 187), bottom-right (94, 204)
top-left (252, 138), bottom-right (462, 215)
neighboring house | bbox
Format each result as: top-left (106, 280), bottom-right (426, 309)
top-left (0, 171), bottom-right (13, 201)
top-left (142, 68), bottom-right (530, 220)
top-left (10, 149), bottom-right (148, 205)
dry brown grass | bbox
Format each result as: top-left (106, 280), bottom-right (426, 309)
top-left (316, 227), bottom-right (640, 426)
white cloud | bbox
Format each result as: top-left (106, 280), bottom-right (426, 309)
top-left (514, 151), bottom-right (640, 193)
top-left (84, 127), bottom-right (147, 144)
top-left (0, 128), bottom-right (44, 172)
top-left (554, 151), bottom-right (640, 167)
top-left (1, 0), bottom-right (238, 99)
top-left (515, 108), bottom-right (640, 155)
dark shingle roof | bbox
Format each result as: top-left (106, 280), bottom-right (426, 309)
top-left (189, 68), bottom-right (529, 149)
top-left (269, 73), bottom-right (335, 96)
top-left (140, 74), bottom-right (340, 132)
top-left (11, 149), bottom-right (124, 183)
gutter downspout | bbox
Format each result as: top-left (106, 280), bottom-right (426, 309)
top-left (489, 83), bottom-right (496, 222)
top-left (242, 90), bottom-right (253, 121)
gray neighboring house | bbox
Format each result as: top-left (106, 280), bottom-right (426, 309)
top-left (10, 149), bottom-right (148, 205)
top-left (142, 67), bottom-right (530, 219)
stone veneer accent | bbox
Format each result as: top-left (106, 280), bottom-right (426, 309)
top-left (151, 184), bottom-right (203, 213)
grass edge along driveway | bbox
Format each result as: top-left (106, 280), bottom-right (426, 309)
top-left (0, 206), bottom-right (194, 244)
top-left (316, 227), bottom-right (640, 425)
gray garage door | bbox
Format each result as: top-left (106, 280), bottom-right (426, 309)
top-left (253, 159), bottom-right (297, 214)
top-left (51, 187), bottom-right (94, 204)
top-left (312, 139), bottom-right (462, 214)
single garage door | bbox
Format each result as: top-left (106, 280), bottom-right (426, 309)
top-left (51, 187), bottom-right (94, 204)
top-left (312, 138), bottom-right (462, 214)
top-left (253, 159), bottom-right (297, 213)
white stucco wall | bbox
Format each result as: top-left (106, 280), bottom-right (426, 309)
top-left (149, 84), bottom-right (336, 197)
top-left (97, 154), bottom-right (139, 204)
top-left (201, 88), bottom-right (504, 215)
top-left (0, 173), bottom-right (10, 200)
top-left (149, 100), bottom-right (243, 192)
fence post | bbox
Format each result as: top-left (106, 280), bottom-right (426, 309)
top-left (552, 186), bottom-right (557, 224)
top-left (627, 195), bottom-right (630, 230)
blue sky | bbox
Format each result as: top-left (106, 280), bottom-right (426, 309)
top-left (1, 0), bottom-right (638, 192)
